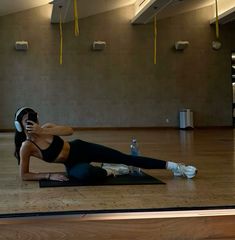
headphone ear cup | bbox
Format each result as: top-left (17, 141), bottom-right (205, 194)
top-left (15, 121), bottom-right (23, 132)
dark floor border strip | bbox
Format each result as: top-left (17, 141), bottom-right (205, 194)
top-left (1, 205), bottom-right (235, 219)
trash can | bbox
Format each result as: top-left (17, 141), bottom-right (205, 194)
top-left (179, 109), bottom-right (194, 129)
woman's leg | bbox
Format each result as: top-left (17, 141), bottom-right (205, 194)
top-left (67, 140), bottom-right (197, 179)
top-left (65, 163), bottom-right (107, 182)
top-left (70, 140), bottom-right (167, 169)
top-left (66, 140), bottom-right (197, 180)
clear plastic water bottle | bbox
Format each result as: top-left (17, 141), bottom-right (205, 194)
top-left (129, 138), bottom-right (143, 176)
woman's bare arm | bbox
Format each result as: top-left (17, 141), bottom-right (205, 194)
top-left (19, 142), bottom-right (68, 181)
top-left (26, 122), bottom-right (74, 136)
top-left (19, 142), bottom-right (49, 180)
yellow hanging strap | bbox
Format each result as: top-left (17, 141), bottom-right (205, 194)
top-left (59, 6), bottom-right (63, 65)
top-left (154, 15), bottom-right (157, 65)
top-left (215, 0), bottom-right (219, 39)
top-left (74, 0), bottom-right (79, 36)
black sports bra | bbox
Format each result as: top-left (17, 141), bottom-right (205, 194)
top-left (27, 135), bottom-right (64, 162)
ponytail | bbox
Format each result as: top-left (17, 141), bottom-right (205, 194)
top-left (14, 131), bottom-right (26, 165)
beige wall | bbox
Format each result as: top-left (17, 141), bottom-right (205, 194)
top-left (0, 4), bottom-right (234, 128)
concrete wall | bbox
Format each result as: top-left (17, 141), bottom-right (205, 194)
top-left (0, 4), bottom-right (234, 128)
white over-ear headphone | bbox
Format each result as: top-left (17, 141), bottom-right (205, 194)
top-left (14, 107), bottom-right (29, 132)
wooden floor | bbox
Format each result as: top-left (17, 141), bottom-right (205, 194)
top-left (1, 128), bottom-right (235, 216)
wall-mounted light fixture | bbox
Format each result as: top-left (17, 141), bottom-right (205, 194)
top-left (92, 41), bottom-right (106, 51)
top-left (174, 41), bottom-right (189, 51)
top-left (15, 41), bottom-right (28, 51)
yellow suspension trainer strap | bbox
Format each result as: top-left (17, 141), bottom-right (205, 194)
top-left (154, 15), bottom-right (157, 65)
top-left (74, 0), bottom-right (79, 36)
top-left (59, 6), bottom-right (63, 65)
top-left (215, 0), bottom-right (219, 39)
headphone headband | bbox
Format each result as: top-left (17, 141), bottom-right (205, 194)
top-left (15, 107), bottom-right (31, 121)
top-left (14, 107), bottom-right (32, 132)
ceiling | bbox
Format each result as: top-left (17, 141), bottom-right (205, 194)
top-left (0, 0), bottom-right (136, 17)
top-left (0, 0), bottom-right (234, 24)
top-left (157, 0), bottom-right (215, 19)
top-left (50, 0), bottom-right (136, 23)
top-left (0, 0), bottom-right (49, 16)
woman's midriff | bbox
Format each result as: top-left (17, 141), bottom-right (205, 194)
top-left (54, 141), bottom-right (70, 163)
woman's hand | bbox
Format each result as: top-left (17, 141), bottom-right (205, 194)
top-left (26, 121), bottom-right (43, 134)
top-left (49, 173), bottom-right (69, 181)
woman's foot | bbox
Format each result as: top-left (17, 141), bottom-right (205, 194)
top-left (101, 163), bottom-right (130, 177)
top-left (172, 163), bottom-right (197, 178)
top-left (167, 162), bottom-right (197, 179)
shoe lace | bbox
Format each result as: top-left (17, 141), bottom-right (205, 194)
top-left (177, 164), bottom-right (187, 177)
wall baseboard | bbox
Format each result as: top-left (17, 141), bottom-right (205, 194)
top-left (0, 126), bottom-right (232, 133)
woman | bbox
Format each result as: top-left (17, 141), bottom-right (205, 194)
top-left (14, 107), bottom-right (197, 182)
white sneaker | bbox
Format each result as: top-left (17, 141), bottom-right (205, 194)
top-left (101, 163), bottom-right (130, 177)
top-left (172, 164), bottom-right (197, 179)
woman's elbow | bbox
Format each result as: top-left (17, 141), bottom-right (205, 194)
top-left (67, 127), bottom-right (74, 135)
top-left (20, 172), bottom-right (31, 181)
top-left (20, 173), bottom-right (27, 181)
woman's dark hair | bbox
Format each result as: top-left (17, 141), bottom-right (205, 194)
top-left (14, 107), bottom-right (36, 165)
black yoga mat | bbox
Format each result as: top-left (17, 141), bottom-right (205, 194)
top-left (39, 172), bottom-right (165, 188)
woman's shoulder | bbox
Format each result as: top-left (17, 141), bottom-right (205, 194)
top-left (22, 140), bottom-right (32, 147)
top-left (21, 140), bottom-right (36, 150)
top-left (20, 140), bottom-right (36, 158)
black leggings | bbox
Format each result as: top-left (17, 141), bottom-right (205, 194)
top-left (65, 139), bottom-right (166, 182)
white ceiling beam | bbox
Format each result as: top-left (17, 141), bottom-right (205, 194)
top-left (210, 6), bottom-right (235, 25)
